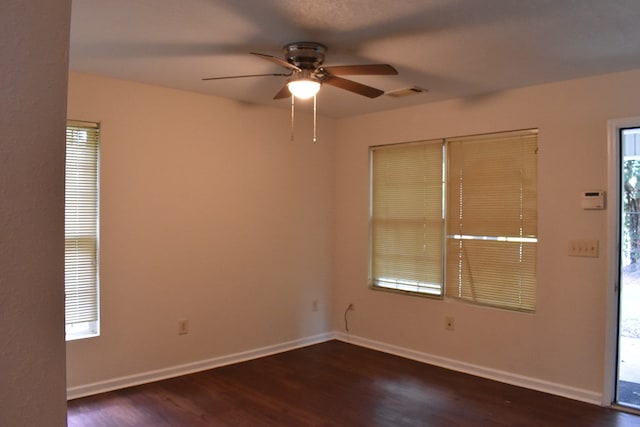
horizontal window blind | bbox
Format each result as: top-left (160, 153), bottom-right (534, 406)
top-left (65, 121), bottom-right (100, 338)
top-left (370, 140), bottom-right (444, 295)
top-left (445, 129), bottom-right (538, 312)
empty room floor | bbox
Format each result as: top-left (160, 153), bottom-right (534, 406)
top-left (68, 340), bottom-right (639, 427)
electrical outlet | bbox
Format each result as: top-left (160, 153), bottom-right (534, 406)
top-left (312, 299), bottom-right (319, 312)
top-left (568, 239), bottom-right (599, 257)
top-left (445, 316), bottom-right (455, 331)
top-left (178, 319), bottom-right (189, 335)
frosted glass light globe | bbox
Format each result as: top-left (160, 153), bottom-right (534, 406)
top-left (287, 79), bottom-right (321, 99)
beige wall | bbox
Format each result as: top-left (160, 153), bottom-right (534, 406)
top-left (67, 67), bottom-right (640, 399)
top-left (1, 1), bottom-right (70, 426)
top-left (333, 69), bottom-right (640, 395)
top-left (66, 72), bottom-right (335, 387)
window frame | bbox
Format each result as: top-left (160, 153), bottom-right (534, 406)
top-left (369, 139), bottom-right (446, 298)
top-left (65, 120), bottom-right (100, 341)
top-left (369, 129), bottom-right (538, 312)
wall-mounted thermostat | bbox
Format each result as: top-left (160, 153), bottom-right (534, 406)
top-left (581, 190), bottom-right (606, 210)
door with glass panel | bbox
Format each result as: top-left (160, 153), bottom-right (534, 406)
top-left (617, 127), bottom-right (640, 409)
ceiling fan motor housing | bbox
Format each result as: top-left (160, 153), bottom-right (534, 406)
top-left (284, 42), bottom-right (327, 70)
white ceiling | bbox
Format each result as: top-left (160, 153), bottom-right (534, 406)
top-left (70, 0), bottom-right (640, 118)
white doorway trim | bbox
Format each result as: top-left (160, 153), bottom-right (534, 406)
top-left (605, 116), bottom-right (640, 406)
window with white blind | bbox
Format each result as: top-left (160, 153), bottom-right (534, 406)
top-left (370, 140), bottom-right (445, 296)
top-left (370, 129), bottom-right (538, 312)
top-left (65, 121), bottom-right (100, 340)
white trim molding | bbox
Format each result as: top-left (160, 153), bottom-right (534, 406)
top-left (67, 332), bottom-right (334, 400)
top-left (335, 332), bottom-right (603, 405)
top-left (69, 331), bottom-right (604, 405)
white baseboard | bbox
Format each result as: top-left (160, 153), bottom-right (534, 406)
top-left (68, 331), bottom-right (603, 406)
top-left (67, 332), bottom-right (334, 400)
top-left (334, 332), bottom-right (603, 405)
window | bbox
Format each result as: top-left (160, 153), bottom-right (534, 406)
top-left (65, 121), bottom-right (100, 340)
top-left (370, 140), bottom-right (444, 296)
top-left (370, 129), bottom-right (538, 312)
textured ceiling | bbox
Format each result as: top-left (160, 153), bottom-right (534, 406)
top-left (70, 0), bottom-right (640, 118)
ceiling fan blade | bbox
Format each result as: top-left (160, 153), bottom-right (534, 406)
top-left (323, 75), bottom-right (385, 98)
top-left (273, 84), bottom-right (291, 100)
top-left (202, 72), bottom-right (291, 81)
top-left (250, 52), bottom-right (301, 72)
top-left (321, 64), bottom-right (398, 76)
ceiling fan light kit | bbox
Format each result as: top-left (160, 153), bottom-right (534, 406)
top-left (203, 41), bottom-right (398, 142)
top-left (287, 69), bottom-right (321, 99)
top-left (287, 79), bottom-right (320, 99)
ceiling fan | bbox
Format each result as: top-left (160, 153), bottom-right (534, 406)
top-left (202, 41), bottom-right (398, 100)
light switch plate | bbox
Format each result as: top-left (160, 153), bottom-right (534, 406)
top-left (568, 240), bottom-right (599, 257)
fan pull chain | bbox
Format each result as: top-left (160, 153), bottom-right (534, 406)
top-left (290, 94), bottom-right (295, 142)
top-left (313, 94), bottom-right (317, 144)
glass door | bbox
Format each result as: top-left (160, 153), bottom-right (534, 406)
top-left (617, 127), bottom-right (640, 409)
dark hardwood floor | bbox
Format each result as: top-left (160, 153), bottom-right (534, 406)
top-left (68, 340), bottom-right (639, 426)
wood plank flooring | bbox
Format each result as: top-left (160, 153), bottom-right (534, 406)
top-left (67, 340), bottom-right (639, 426)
